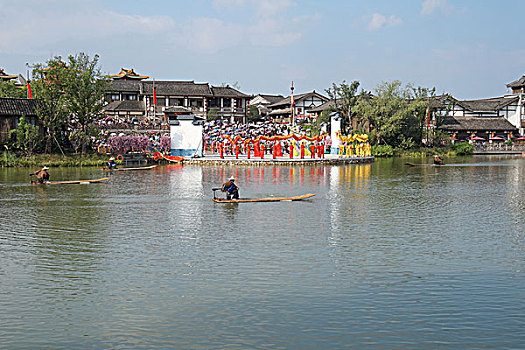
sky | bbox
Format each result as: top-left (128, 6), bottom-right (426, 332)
top-left (1, 0), bottom-right (524, 99)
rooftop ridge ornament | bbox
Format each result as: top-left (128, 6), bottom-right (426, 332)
top-left (107, 68), bottom-right (149, 80)
top-left (0, 68), bottom-right (18, 81)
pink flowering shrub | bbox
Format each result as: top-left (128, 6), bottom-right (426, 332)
top-left (160, 135), bottom-right (171, 153)
top-left (108, 135), bottom-right (151, 154)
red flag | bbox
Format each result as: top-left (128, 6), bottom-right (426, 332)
top-left (291, 92), bottom-right (295, 106)
top-left (425, 106), bottom-right (430, 126)
top-left (27, 83), bottom-right (32, 99)
top-left (153, 88), bottom-right (157, 106)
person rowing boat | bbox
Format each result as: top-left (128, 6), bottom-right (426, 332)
top-left (221, 176), bottom-right (239, 200)
top-left (106, 157), bottom-right (117, 170)
top-left (30, 166), bottom-right (50, 184)
top-left (434, 155), bottom-right (444, 165)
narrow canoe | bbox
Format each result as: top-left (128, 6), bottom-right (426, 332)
top-left (405, 162), bottom-right (445, 167)
top-left (30, 177), bottom-right (109, 185)
top-left (103, 165), bottom-right (158, 171)
top-left (213, 193), bottom-right (315, 203)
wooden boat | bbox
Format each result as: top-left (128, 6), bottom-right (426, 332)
top-left (103, 165), bottom-right (158, 171)
top-left (30, 177), bottom-right (109, 185)
top-left (213, 193), bottom-right (315, 203)
top-left (405, 162), bottom-right (445, 167)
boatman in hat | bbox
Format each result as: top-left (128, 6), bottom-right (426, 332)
top-left (433, 155), bottom-right (444, 165)
top-left (106, 157), bottom-right (117, 170)
top-left (221, 176), bottom-right (240, 200)
top-left (30, 166), bottom-right (50, 184)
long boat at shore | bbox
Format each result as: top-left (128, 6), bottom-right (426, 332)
top-left (102, 165), bottom-right (158, 171)
top-left (213, 193), bottom-right (315, 203)
top-left (30, 177), bottom-right (109, 185)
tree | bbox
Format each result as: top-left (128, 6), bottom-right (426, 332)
top-left (248, 105), bottom-right (260, 122)
top-left (0, 80), bottom-right (27, 98)
top-left (62, 53), bottom-right (109, 154)
top-left (353, 81), bottom-right (436, 148)
top-left (9, 116), bottom-right (40, 155)
top-left (31, 57), bottom-right (70, 154)
top-left (31, 53), bottom-right (109, 154)
top-left (325, 80), bottom-right (363, 132)
top-left (207, 108), bottom-right (219, 121)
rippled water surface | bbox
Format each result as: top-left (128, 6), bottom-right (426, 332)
top-left (1, 156), bottom-right (524, 349)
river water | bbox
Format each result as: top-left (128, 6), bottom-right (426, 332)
top-left (1, 156), bottom-right (524, 349)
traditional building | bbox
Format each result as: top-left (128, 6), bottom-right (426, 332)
top-left (266, 91), bottom-right (329, 123)
top-left (104, 68), bottom-right (250, 123)
top-left (0, 97), bottom-right (39, 144)
top-left (249, 94), bottom-right (284, 118)
top-left (507, 75), bottom-right (525, 94)
top-left (107, 68), bottom-right (149, 80)
top-left (435, 95), bottom-right (520, 140)
top-left (0, 68), bottom-right (18, 81)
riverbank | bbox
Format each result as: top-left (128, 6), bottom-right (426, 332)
top-left (0, 152), bottom-right (110, 168)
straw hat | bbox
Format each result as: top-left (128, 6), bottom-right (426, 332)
top-left (229, 176), bottom-right (235, 181)
top-left (42, 166), bottom-right (49, 170)
top-left (109, 157), bottom-right (115, 161)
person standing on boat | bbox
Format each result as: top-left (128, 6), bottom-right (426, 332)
top-left (221, 176), bottom-right (240, 200)
top-left (106, 157), bottom-right (117, 170)
top-left (31, 166), bottom-right (50, 183)
top-left (433, 155), bottom-right (444, 165)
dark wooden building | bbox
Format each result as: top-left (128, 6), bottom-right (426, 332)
top-left (0, 97), bottom-right (39, 144)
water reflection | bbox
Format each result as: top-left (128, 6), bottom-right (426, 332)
top-left (1, 157), bottom-right (525, 348)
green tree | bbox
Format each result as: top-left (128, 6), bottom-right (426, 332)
top-left (0, 80), bottom-right (27, 98)
top-left (31, 57), bottom-right (69, 154)
top-left (31, 53), bottom-right (108, 154)
top-left (325, 80), bottom-right (362, 132)
top-left (353, 81), bottom-right (436, 148)
top-left (207, 108), bottom-right (219, 121)
top-left (9, 115), bottom-right (40, 155)
top-left (248, 105), bottom-right (260, 122)
top-left (62, 53), bottom-right (109, 154)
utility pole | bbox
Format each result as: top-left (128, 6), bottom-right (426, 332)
top-left (291, 81), bottom-right (295, 127)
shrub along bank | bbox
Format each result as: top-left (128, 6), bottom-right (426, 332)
top-left (1, 152), bottom-right (111, 168)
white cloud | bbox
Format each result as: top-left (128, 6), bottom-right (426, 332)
top-left (368, 13), bottom-right (403, 31)
top-left (0, 0), bottom-right (309, 56)
top-left (213, 0), bottom-right (296, 17)
top-left (181, 18), bottom-right (243, 54)
top-left (421, 0), bottom-right (455, 15)
top-left (0, 1), bottom-right (175, 55)
top-left (248, 18), bottom-right (302, 46)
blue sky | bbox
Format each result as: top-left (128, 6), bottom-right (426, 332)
top-left (1, 0), bottom-right (523, 99)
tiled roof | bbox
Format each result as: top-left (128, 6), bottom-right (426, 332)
top-left (103, 100), bottom-right (145, 112)
top-left (456, 96), bottom-right (518, 113)
top-left (252, 94), bottom-right (284, 104)
top-left (0, 97), bottom-right (38, 116)
top-left (457, 96), bottom-right (519, 112)
top-left (164, 106), bottom-right (192, 113)
top-left (108, 80), bottom-right (143, 93)
top-left (211, 86), bottom-right (249, 98)
top-left (0, 68), bottom-right (18, 81)
top-left (267, 91), bottom-right (329, 108)
top-left (143, 81), bottom-right (212, 96)
top-left (439, 116), bottom-right (518, 132)
top-left (506, 75), bottom-right (525, 88)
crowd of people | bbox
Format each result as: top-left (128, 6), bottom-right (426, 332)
top-left (203, 120), bottom-right (291, 144)
top-left (94, 116), bottom-right (168, 131)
